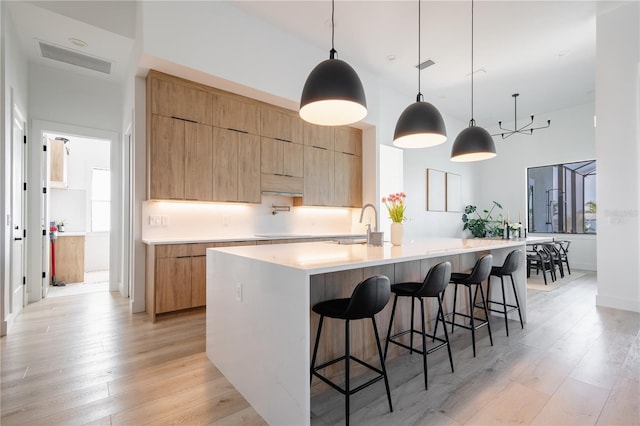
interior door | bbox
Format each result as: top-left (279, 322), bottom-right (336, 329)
top-left (11, 112), bottom-right (26, 314)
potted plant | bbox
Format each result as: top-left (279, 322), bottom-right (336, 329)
top-left (461, 201), bottom-right (504, 238)
top-left (382, 192), bottom-right (407, 245)
top-left (56, 220), bottom-right (66, 232)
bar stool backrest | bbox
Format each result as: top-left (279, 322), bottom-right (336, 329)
top-left (462, 254), bottom-right (493, 284)
top-left (496, 249), bottom-right (523, 275)
top-left (417, 261), bottom-right (452, 297)
top-left (343, 275), bottom-right (391, 320)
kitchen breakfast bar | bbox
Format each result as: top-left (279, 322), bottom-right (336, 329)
top-left (206, 238), bottom-right (527, 425)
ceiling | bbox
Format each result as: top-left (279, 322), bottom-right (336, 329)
top-left (7, 0), bottom-right (599, 126)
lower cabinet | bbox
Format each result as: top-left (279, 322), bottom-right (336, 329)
top-left (146, 237), bottom-right (343, 321)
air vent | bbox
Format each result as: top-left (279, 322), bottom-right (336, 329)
top-left (416, 59), bottom-right (435, 70)
top-left (39, 41), bottom-right (112, 74)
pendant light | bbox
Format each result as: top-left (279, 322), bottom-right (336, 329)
top-left (393, 0), bottom-right (447, 148)
top-left (450, 0), bottom-right (496, 162)
top-left (299, 0), bottom-right (367, 126)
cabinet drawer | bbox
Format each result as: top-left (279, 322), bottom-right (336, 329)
top-left (155, 244), bottom-right (190, 258)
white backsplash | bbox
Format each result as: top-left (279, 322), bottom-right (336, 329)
top-left (142, 195), bottom-right (370, 240)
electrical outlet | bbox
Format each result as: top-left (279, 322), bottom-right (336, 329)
top-left (222, 215), bottom-right (229, 227)
top-left (235, 282), bottom-right (242, 302)
top-left (161, 216), bottom-right (168, 226)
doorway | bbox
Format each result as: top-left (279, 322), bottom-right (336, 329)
top-left (44, 131), bottom-right (111, 298)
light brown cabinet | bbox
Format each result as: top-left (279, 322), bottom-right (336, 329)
top-left (334, 127), bottom-right (362, 156)
top-left (212, 93), bottom-right (260, 135)
top-left (149, 115), bottom-right (213, 201)
top-left (147, 70), bottom-right (363, 206)
top-left (300, 146), bottom-right (335, 206)
top-left (212, 128), bottom-right (261, 203)
top-left (335, 152), bottom-right (363, 207)
top-left (150, 74), bottom-right (212, 124)
top-left (260, 137), bottom-right (304, 194)
top-left (261, 108), bottom-right (303, 143)
top-left (54, 235), bottom-right (85, 284)
top-left (304, 122), bottom-right (335, 150)
top-left (49, 138), bottom-right (68, 189)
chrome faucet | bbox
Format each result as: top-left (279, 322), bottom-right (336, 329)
top-left (359, 203), bottom-right (378, 243)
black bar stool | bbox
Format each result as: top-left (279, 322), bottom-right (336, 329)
top-left (487, 249), bottom-right (524, 336)
top-left (446, 254), bottom-right (493, 357)
top-left (384, 261), bottom-right (454, 390)
top-left (310, 275), bottom-right (393, 425)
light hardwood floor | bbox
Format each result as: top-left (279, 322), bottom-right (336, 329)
top-left (2, 271), bottom-right (638, 425)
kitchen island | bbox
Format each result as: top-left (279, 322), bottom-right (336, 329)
top-left (206, 238), bottom-right (526, 425)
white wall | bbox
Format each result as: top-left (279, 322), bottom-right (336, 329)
top-left (595, 1), bottom-right (640, 312)
top-left (1, 2), bottom-right (29, 334)
top-left (474, 102), bottom-right (597, 270)
top-left (28, 64), bottom-right (124, 301)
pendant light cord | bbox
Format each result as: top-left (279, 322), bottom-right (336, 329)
top-left (330, 0), bottom-right (336, 59)
top-left (416, 0), bottom-right (422, 102)
top-left (470, 0), bottom-right (475, 126)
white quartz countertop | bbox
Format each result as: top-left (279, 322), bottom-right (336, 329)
top-left (208, 237), bottom-right (527, 274)
top-left (142, 233), bottom-right (367, 245)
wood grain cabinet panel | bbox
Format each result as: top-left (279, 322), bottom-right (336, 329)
top-left (334, 152), bottom-right (362, 207)
top-left (155, 257), bottom-right (192, 314)
top-left (212, 128), bottom-right (261, 203)
top-left (212, 93), bottom-right (260, 135)
top-left (302, 146), bottom-right (334, 206)
top-left (150, 76), bottom-right (212, 124)
top-left (54, 235), bottom-right (85, 284)
top-left (185, 123), bottom-right (213, 201)
top-left (49, 138), bottom-right (68, 188)
top-left (150, 115), bottom-right (185, 200)
top-left (304, 122), bottom-right (335, 150)
top-left (334, 127), bottom-right (362, 155)
top-left (191, 256), bottom-right (207, 308)
top-left (261, 108), bottom-right (303, 143)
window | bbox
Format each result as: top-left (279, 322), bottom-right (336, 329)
top-left (91, 168), bottom-right (110, 232)
top-left (527, 160), bottom-right (596, 234)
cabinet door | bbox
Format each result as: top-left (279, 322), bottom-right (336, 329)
top-left (261, 137), bottom-right (284, 175)
top-left (304, 122), bottom-right (335, 150)
top-left (185, 123), bottom-right (213, 201)
top-left (261, 108), bottom-right (303, 143)
top-left (49, 138), bottom-right (68, 188)
top-left (212, 93), bottom-right (260, 135)
top-left (303, 146), bottom-right (334, 206)
top-left (283, 141), bottom-right (304, 178)
top-left (150, 76), bottom-right (211, 124)
top-left (155, 257), bottom-right (192, 313)
top-left (191, 256), bottom-right (206, 307)
top-left (212, 128), bottom-right (238, 201)
top-left (237, 133), bottom-right (261, 203)
top-left (334, 127), bottom-right (362, 155)
top-left (150, 115), bottom-right (185, 200)
top-left (335, 152), bottom-right (362, 207)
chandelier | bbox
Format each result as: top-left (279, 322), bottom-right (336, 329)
top-left (492, 93), bottom-right (551, 139)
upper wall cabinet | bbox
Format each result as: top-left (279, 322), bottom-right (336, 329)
top-left (212, 128), bottom-right (261, 203)
top-left (49, 137), bottom-right (68, 189)
top-left (261, 108), bottom-right (303, 143)
top-left (149, 73), bottom-right (212, 125)
top-left (304, 122), bottom-right (335, 151)
top-left (334, 127), bottom-right (362, 156)
top-left (211, 93), bottom-right (261, 135)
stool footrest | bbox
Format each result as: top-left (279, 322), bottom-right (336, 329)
top-left (444, 313), bottom-right (489, 331)
top-left (387, 330), bottom-right (449, 356)
top-left (311, 355), bottom-right (385, 396)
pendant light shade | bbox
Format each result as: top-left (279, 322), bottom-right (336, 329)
top-left (450, 120), bottom-right (496, 162)
top-left (450, 0), bottom-right (495, 162)
top-left (393, 0), bottom-right (447, 148)
top-left (299, 0), bottom-right (367, 126)
top-left (299, 54), bottom-right (367, 126)
top-left (393, 96), bottom-right (447, 148)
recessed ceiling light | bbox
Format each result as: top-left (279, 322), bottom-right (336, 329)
top-left (69, 38), bottom-right (88, 48)
top-left (558, 50), bottom-right (570, 57)
top-left (387, 54), bottom-right (397, 61)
